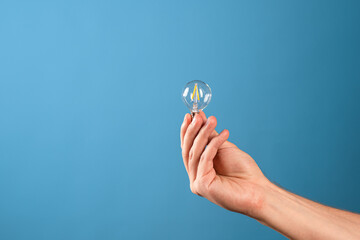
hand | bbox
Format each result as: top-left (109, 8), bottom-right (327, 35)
top-left (180, 111), bottom-right (271, 218)
top-left (180, 111), bottom-right (360, 239)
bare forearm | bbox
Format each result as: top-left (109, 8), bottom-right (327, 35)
top-left (257, 183), bottom-right (360, 240)
top-left (288, 190), bottom-right (360, 226)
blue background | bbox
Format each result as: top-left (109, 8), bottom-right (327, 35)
top-left (1, 1), bottom-right (360, 239)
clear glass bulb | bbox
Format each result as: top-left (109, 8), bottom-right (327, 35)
top-left (182, 80), bottom-right (212, 113)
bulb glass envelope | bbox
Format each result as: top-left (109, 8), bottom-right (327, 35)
top-left (182, 80), bottom-right (212, 113)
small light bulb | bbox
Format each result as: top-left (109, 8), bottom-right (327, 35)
top-left (182, 80), bottom-right (212, 115)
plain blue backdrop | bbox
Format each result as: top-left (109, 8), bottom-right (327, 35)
top-left (1, 1), bottom-right (359, 239)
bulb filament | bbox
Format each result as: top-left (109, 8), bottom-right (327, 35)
top-left (191, 83), bottom-right (200, 112)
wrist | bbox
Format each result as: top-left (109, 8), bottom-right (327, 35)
top-left (255, 181), bottom-right (294, 222)
top-left (252, 181), bottom-right (301, 239)
top-left (243, 178), bottom-right (277, 220)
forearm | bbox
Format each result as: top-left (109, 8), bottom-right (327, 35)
top-left (288, 190), bottom-right (360, 226)
top-left (257, 183), bottom-right (360, 240)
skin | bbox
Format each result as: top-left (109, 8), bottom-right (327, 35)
top-left (180, 111), bottom-right (360, 240)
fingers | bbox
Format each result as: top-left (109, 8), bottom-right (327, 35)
top-left (188, 116), bottom-right (218, 183)
top-left (182, 114), bottom-right (204, 173)
top-left (198, 110), bottom-right (208, 122)
top-left (197, 129), bottom-right (229, 179)
top-left (199, 110), bottom-right (219, 139)
top-left (180, 113), bottom-right (191, 148)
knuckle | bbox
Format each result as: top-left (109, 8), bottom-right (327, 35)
top-left (190, 183), bottom-right (197, 195)
top-left (181, 123), bottom-right (188, 133)
top-left (194, 178), bottom-right (208, 195)
top-left (193, 180), bottom-right (201, 191)
top-left (207, 145), bottom-right (215, 152)
top-left (182, 150), bottom-right (189, 160)
top-left (200, 127), bottom-right (209, 137)
top-left (189, 149), bottom-right (194, 161)
top-left (192, 137), bottom-right (198, 146)
top-left (213, 137), bottom-right (222, 147)
top-left (193, 137), bottom-right (201, 147)
top-left (190, 122), bottom-right (198, 130)
top-left (214, 135), bottom-right (221, 142)
top-left (194, 118), bottom-right (203, 127)
top-left (199, 153), bottom-right (207, 162)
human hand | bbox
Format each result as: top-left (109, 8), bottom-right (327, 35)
top-left (181, 111), bottom-right (360, 239)
top-left (180, 111), bottom-right (271, 218)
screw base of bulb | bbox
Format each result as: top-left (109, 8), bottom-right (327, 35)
top-left (191, 111), bottom-right (199, 119)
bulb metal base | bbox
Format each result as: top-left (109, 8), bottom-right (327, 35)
top-left (191, 111), bottom-right (199, 119)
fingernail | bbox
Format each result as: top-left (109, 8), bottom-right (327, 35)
top-left (184, 114), bottom-right (188, 121)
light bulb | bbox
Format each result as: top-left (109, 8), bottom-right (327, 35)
top-left (182, 80), bottom-right (212, 115)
